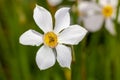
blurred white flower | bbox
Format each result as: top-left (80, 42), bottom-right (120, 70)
top-left (19, 5), bottom-right (87, 70)
top-left (47, 0), bottom-right (62, 6)
top-left (82, 0), bottom-right (118, 35)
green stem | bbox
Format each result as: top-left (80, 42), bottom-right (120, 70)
top-left (71, 46), bottom-right (76, 62)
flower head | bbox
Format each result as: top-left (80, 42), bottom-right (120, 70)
top-left (81, 0), bottom-right (118, 35)
top-left (19, 5), bottom-right (87, 70)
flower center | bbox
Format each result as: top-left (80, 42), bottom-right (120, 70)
top-left (43, 32), bottom-right (58, 48)
top-left (102, 5), bottom-right (113, 17)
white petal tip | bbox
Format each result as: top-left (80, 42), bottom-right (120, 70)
top-left (19, 38), bottom-right (25, 45)
top-left (60, 7), bottom-right (70, 11)
top-left (19, 38), bottom-right (23, 45)
top-left (84, 28), bottom-right (88, 34)
top-left (64, 66), bottom-right (71, 69)
top-left (64, 7), bottom-right (70, 11)
top-left (19, 31), bottom-right (29, 45)
top-left (67, 66), bottom-right (71, 69)
top-left (35, 4), bottom-right (42, 10)
top-left (60, 63), bottom-right (71, 69)
top-left (111, 31), bottom-right (117, 36)
top-left (34, 5), bottom-right (39, 10)
top-left (35, 4), bottom-right (41, 8)
top-left (61, 65), bottom-right (71, 69)
top-left (36, 62), bottom-right (53, 71)
top-left (35, 4), bottom-right (38, 7)
top-left (38, 66), bottom-right (49, 70)
top-left (37, 62), bottom-right (55, 70)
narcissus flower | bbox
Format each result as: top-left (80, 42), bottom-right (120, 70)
top-left (19, 5), bottom-right (87, 70)
top-left (82, 0), bottom-right (118, 35)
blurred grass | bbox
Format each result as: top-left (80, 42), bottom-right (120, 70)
top-left (0, 0), bottom-right (120, 80)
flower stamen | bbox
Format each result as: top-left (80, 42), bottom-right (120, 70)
top-left (102, 5), bottom-right (113, 18)
top-left (43, 32), bottom-right (58, 48)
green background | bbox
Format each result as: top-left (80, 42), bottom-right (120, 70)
top-left (0, 0), bottom-right (120, 80)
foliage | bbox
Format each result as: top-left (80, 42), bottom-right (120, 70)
top-left (0, 0), bottom-right (120, 80)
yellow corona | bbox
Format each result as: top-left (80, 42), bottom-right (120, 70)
top-left (102, 5), bottom-right (113, 17)
top-left (43, 32), bottom-right (58, 48)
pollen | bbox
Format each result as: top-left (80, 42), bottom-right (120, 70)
top-left (102, 5), bottom-right (113, 18)
top-left (43, 32), bottom-right (58, 48)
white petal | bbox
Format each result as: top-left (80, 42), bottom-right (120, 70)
top-left (83, 14), bottom-right (104, 32)
top-left (54, 7), bottom-right (70, 33)
top-left (19, 29), bottom-right (43, 46)
top-left (99, 0), bottom-right (118, 7)
top-left (111, 10), bottom-right (116, 19)
top-left (99, 0), bottom-right (109, 6)
top-left (56, 44), bottom-right (71, 68)
top-left (33, 5), bottom-right (53, 33)
top-left (47, 0), bottom-right (62, 6)
top-left (86, 3), bottom-right (101, 16)
top-left (105, 18), bottom-right (116, 35)
top-left (36, 45), bottom-right (56, 70)
top-left (58, 25), bottom-right (87, 45)
top-left (110, 0), bottom-right (118, 7)
top-left (78, 1), bottom-right (90, 12)
top-left (78, 1), bottom-right (101, 15)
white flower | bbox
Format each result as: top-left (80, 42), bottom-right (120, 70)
top-left (82, 0), bottom-right (118, 35)
top-left (19, 5), bottom-right (87, 70)
top-left (47, 0), bottom-right (62, 6)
